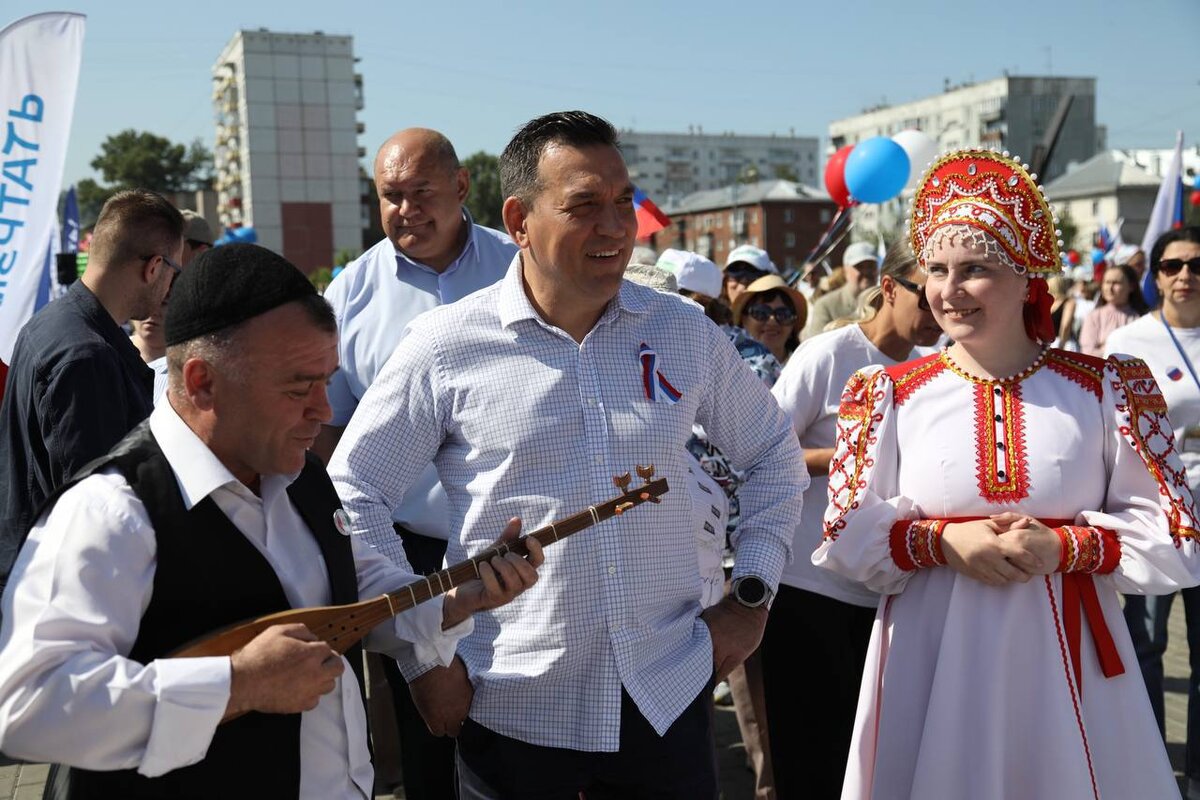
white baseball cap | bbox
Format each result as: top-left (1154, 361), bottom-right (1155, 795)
top-left (725, 244), bottom-right (778, 274)
top-left (656, 249), bottom-right (722, 298)
top-left (843, 241), bottom-right (879, 268)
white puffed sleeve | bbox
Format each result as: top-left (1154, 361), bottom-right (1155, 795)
top-left (1080, 356), bottom-right (1200, 594)
top-left (812, 366), bottom-right (919, 594)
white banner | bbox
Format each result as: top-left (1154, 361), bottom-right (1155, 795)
top-left (0, 12), bottom-right (85, 364)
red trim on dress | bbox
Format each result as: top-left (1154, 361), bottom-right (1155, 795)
top-left (885, 352), bottom-right (945, 407)
top-left (1043, 576), bottom-right (1102, 800)
top-left (825, 370), bottom-right (887, 541)
top-left (1045, 349), bottom-right (1104, 400)
top-left (972, 383), bottom-right (1031, 504)
top-left (1109, 357), bottom-right (1200, 545)
top-left (1054, 526), bottom-right (1121, 574)
top-left (888, 519), bottom-right (948, 571)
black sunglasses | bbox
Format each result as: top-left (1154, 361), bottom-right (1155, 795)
top-left (893, 276), bottom-right (930, 311)
top-left (744, 304), bottom-right (797, 325)
top-left (1158, 257), bottom-right (1200, 278)
top-left (726, 266), bottom-right (767, 285)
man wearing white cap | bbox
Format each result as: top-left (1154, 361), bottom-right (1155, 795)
top-left (801, 241), bottom-right (878, 340)
top-left (723, 245), bottom-right (778, 307)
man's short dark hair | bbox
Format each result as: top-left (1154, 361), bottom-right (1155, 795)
top-left (499, 111), bottom-right (621, 206)
top-left (88, 189), bottom-right (184, 268)
top-left (1150, 225), bottom-right (1200, 276)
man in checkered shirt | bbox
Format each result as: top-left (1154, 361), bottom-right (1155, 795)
top-left (328, 110), bottom-right (806, 799)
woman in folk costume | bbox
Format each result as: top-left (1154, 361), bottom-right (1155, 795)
top-left (813, 148), bottom-right (1200, 800)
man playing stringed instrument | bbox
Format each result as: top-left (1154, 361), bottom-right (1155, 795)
top-left (329, 111), bottom-right (806, 799)
top-left (0, 243), bottom-right (543, 799)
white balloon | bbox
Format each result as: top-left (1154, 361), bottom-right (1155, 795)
top-left (891, 129), bottom-right (939, 190)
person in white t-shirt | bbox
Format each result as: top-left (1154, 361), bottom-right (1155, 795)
top-left (1106, 225), bottom-right (1200, 798)
top-left (765, 244), bottom-right (942, 799)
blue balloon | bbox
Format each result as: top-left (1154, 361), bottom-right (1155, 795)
top-left (844, 137), bottom-right (911, 204)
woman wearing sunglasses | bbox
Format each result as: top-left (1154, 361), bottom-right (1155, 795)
top-left (1106, 225), bottom-right (1200, 798)
top-left (813, 151), bottom-right (1199, 799)
top-left (732, 275), bottom-right (808, 364)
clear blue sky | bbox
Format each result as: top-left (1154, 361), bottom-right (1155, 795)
top-left (7, 0), bottom-right (1200, 189)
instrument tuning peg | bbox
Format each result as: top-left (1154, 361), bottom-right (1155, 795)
top-left (635, 464), bottom-right (655, 484)
top-left (613, 473), bottom-right (632, 493)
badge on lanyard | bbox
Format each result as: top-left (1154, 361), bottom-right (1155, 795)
top-left (639, 342), bottom-right (681, 404)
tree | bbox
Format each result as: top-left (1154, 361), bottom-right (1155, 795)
top-left (772, 164), bottom-right (799, 182)
top-left (463, 151), bottom-right (503, 229)
top-left (89, 129), bottom-right (213, 194)
top-left (1057, 207), bottom-right (1079, 253)
top-left (75, 178), bottom-right (114, 229)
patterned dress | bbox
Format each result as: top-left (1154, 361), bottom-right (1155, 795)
top-left (814, 348), bottom-right (1200, 800)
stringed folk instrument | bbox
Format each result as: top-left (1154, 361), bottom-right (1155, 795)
top-left (172, 466), bottom-right (668, 660)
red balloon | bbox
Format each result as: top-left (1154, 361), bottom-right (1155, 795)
top-left (1191, 190), bottom-right (1200, 207)
top-left (1066, 249), bottom-right (1081, 266)
top-left (824, 145), bottom-right (855, 208)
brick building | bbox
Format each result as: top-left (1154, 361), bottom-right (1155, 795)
top-left (651, 180), bottom-right (842, 272)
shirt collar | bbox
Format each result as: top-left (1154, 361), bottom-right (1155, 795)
top-left (67, 281), bottom-right (148, 368)
top-left (497, 253), bottom-right (653, 331)
top-left (391, 207), bottom-right (477, 276)
top-left (148, 400), bottom-right (300, 511)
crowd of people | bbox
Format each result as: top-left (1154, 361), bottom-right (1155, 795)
top-left (0, 108), bottom-right (1195, 800)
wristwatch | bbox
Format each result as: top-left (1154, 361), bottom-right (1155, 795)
top-left (730, 575), bottom-right (773, 609)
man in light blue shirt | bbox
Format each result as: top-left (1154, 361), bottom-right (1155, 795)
top-left (315, 127), bottom-right (515, 800)
top-left (329, 111), bottom-right (805, 799)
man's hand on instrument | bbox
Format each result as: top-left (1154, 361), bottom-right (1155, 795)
top-left (442, 517), bottom-right (543, 629)
top-left (225, 623), bottom-right (344, 719)
top-left (409, 655), bottom-right (474, 737)
top-left (941, 519), bottom-right (1038, 586)
top-left (991, 512), bottom-right (1060, 576)
top-left (701, 596), bottom-right (768, 683)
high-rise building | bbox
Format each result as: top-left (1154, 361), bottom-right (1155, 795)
top-left (212, 29), bottom-right (364, 272)
top-left (829, 76), bottom-right (1098, 184)
top-left (621, 129), bottom-right (819, 206)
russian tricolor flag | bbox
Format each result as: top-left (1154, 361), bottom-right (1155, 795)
top-left (634, 187), bottom-right (671, 240)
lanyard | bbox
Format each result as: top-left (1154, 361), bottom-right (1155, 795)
top-left (1160, 312), bottom-right (1200, 395)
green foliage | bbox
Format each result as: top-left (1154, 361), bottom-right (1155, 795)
top-left (334, 247), bottom-right (361, 266)
top-left (89, 130), bottom-right (213, 193)
top-left (463, 151), bottom-right (503, 230)
top-left (771, 164), bottom-right (799, 182)
top-left (309, 267), bottom-right (334, 292)
top-left (74, 178), bottom-right (114, 228)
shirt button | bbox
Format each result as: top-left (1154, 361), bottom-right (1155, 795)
top-left (607, 565), bottom-right (617, 575)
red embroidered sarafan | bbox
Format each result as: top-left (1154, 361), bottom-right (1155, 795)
top-left (825, 369), bottom-right (888, 541)
top-left (1109, 357), bottom-right (1200, 545)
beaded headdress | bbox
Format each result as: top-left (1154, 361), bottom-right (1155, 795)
top-left (908, 149), bottom-right (1063, 276)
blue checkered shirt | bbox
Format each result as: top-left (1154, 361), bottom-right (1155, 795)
top-left (328, 255), bottom-right (805, 751)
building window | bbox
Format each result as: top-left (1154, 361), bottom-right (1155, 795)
top-left (750, 210), bottom-right (759, 224)
top-left (785, 232), bottom-right (796, 248)
top-left (1091, 200), bottom-right (1099, 216)
top-left (783, 209), bottom-right (794, 223)
top-left (716, 215), bottom-right (723, 229)
top-left (820, 209), bottom-right (832, 223)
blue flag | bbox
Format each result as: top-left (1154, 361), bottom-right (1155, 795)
top-left (60, 185), bottom-right (79, 253)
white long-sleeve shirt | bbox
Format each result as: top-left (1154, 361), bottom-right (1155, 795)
top-left (0, 402), bottom-right (471, 798)
top-left (329, 256), bottom-right (806, 751)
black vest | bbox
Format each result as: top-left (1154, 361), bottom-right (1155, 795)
top-left (39, 421), bottom-right (365, 800)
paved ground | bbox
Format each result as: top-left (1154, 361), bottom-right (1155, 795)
top-left (0, 600), bottom-right (1193, 799)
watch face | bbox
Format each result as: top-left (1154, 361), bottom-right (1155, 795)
top-left (736, 577), bottom-right (766, 605)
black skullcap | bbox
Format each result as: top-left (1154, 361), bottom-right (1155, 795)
top-left (165, 243), bottom-right (316, 347)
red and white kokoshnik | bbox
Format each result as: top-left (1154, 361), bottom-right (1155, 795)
top-left (908, 148), bottom-right (1064, 276)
